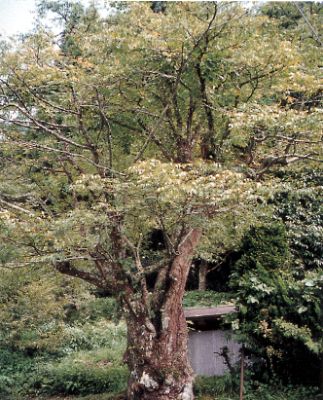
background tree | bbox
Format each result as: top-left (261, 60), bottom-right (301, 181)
top-left (230, 217), bottom-right (322, 390)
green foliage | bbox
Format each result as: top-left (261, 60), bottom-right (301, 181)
top-left (261, 2), bottom-right (322, 31)
top-left (230, 220), bottom-right (322, 386)
top-left (272, 170), bottom-right (323, 273)
top-left (63, 321), bottom-right (126, 355)
top-left (195, 374), bottom-right (318, 400)
top-left (77, 296), bottom-right (120, 322)
top-left (261, 2), bottom-right (303, 28)
top-left (244, 383), bottom-right (319, 400)
top-left (243, 383), bottom-right (319, 400)
top-left (194, 374), bottom-right (237, 397)
top-left (0, 265), bottom-right (126, 398)
top-left (0, 320), bottom-right (127, 398)
top-left (230, 223), bottom-right (290, 310)
top-left (233, 223), bottom-right (289, 272)
top-left (0, 348), bottom-right (43, 398)
top-left (183, 291), bottom-right (232, 308)
top-left (40, 362), bottom-right (127, 396)
top-left (0, 267), bottom-right (72, 353)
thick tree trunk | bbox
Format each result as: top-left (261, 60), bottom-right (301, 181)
top-left (124, 308), bottom-right (194, 400)
top-left (123, 229), bottom-right (202, 400)
top-left (175, 138), bottom-right (193, 163)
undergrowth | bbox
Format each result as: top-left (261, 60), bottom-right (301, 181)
top-left (195, 375), bottom-right (319, 400)
top-left (0, 319), bottom-right (127, 399)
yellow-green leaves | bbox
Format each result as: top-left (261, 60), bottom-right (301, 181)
top-left (120, 160), bottom-right (257, 238)
top-left (129, 159), bottom-right (253, 208)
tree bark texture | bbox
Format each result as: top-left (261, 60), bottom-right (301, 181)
top-left (123, 228), bottom-right (202, 400)
top-left (175, 139), bottom-right (193, 163)
top-left (198, 260), bottom-right (208, 291)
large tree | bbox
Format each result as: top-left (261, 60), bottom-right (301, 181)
top-left (0, 2), bottom-right (321, 399)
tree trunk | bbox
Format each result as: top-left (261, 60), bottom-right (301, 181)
top-left (175, 138), bottom-right (193, 163)
top-left (124, 307), bottom-right (194, 400)
top-left (198, 260), bottom-right (208, 291)
top-left (123, 228), bottom-right (202, 400)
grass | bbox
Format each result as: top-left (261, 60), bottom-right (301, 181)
top-left (25, 393), bottom-right (322, 400)
top-left (25, 396), bottom-right (123, 400)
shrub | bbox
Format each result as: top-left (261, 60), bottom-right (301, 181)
top-left (194, 375), bottom-right (319, 400)
top-left (194, 374), bottom-right (237, 397)
top-left (184, 291), bottom-right (232, 308)
top-left (244, 383), bottom-right (319, 400)
top-left (76, 296), bottom-right (120, 322)
top-left (0, 348), bottom-right (43, 398)
top-left (0, 320), bottom-right (127, 398)
top-left (40, 362), bottom-right (128, 395)
top-left (229, 222), bottom-right (322, 386)
top-left (62, 320), bottom-right (126, 354)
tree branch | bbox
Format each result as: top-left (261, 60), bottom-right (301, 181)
top-left (54, 260), bottom-right (106, 288)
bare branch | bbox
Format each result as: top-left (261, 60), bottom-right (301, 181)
top-left (123, 234), bottom-right (149, 303)
top-left (0, 103), bottom-right (90, 150)
top-left (0, 197), bottom-right (35, 216)
top-left (1, 140), bottom-right (124, 176)
top-left (134, 105), bottom-right (169, 162)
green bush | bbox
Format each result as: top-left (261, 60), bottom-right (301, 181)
top-left (184, 291), bottom-right (231, 308)
top-left (0, 346), bottom-right (128, 398)
top-left (0, 375), bottom-right (13, 396)
top-left (40, 362), bottom-right (128, 395)
top-left (244, 383), bottom-right (319, 400)
top-left (62, 320), bottom-right (126, 354)
top-left (229, 222), bottom-right (322, 386)
top-left (194, 374), bottom-right (237, 397)
top-left (0, 319), bottom-right (127, 398)
top-left (194, 375), bottom-right (319, 400)
top-left (0, 348), bottom-right (43, 398)
top-left (77, 296), bottom-right (120, 322)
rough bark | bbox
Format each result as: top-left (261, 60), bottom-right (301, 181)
top-left (198, 260), bottom-right (208, 291)
top-left (175, 138), bottom-right (193, 163)
top-left (123, 228), bottom-right (202, 400)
